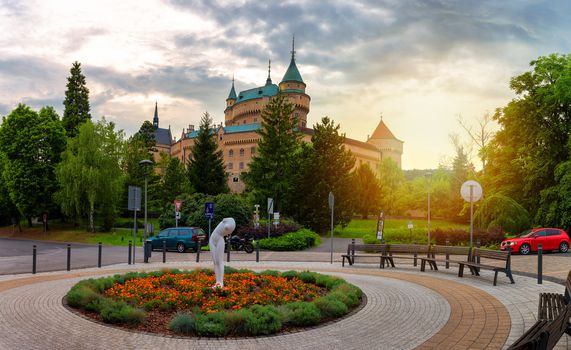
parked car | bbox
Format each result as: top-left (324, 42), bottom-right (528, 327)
top-left (150, 227), bottom-right (208, 253)
top-left (500, 228), bottom-right (570, 255)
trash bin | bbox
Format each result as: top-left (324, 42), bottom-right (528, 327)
top-left (144, 239), bottom-right (152, 263)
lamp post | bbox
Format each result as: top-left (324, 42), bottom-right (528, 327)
top-left (408, 220), bottom-right (414, 243)
top-left (426, 172), bottom-right (432, 245)
top-left (139, 160), bottom-right (153, 244)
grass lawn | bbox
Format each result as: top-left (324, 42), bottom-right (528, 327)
top-left (0, 219), bottom-right (161, 247)
top-left (335, 218), bottom-right (469, 243)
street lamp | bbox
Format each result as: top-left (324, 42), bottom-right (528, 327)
top-left (407, 220), bottom-right (414, 243)
top-left (426, 172), bottom-right (432, 245)
top-left (139, 159), bottom-right (153, 243)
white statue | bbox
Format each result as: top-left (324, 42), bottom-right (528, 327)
top-left (209, 217), bottom-right (236, 288)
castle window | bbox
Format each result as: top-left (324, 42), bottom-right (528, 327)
top-left (233, 177), bottom-right (239, 182)
top-left (239, 148), bottom-right (244, 157)
top-left (251, 147), bottom-right (256, 155)
top-left (239, 162), bottom-right (244, 170)
top-left (228, 162), bottom-right (233, 170)
top-left (258, 90), bottom-right (262, 94)
top-left (229, 149), bottom-right (234, 157)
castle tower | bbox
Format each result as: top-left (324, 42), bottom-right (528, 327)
top-left (226, 77), bottom-right (237, 108)
top-left (278, 36), bottom-right (310, 128)
top-left (367, 117), bottom-right (404, 168)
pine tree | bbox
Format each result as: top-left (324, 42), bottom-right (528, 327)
top-left (161, 157), bottom-right (192, 204)
top-left (243, 93), bottom-right (302, 212)
top-left (293, 117), bottom-right (355, 232)
top-left (62, 61), bottom-right (91, 138)
top-left (187, 112), bottom-right (228, 195)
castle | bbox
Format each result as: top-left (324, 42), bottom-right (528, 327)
top-left (152, 40), bottom-right (403, 192)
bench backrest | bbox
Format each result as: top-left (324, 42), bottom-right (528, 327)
top-left (347, 244), bottom-right (386, 254)
top-left (472, 248), bottom-right (509, 261)
top-left (545, 303), bottom-right (571, 349)
top-left (386, 244), bottom-right (430, 254)
top-left (431, 245), bottom-right (471, 256)
top-left (565, 270), bottom-right (571, 304)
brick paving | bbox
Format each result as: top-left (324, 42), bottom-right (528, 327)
top-left (0, 259), bottom-right (569, 349)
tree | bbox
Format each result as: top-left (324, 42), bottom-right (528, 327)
top-left (484, 54), bottom-right (571, 216)
top-left (378, 158), bottom-right (405, 215)
top-left (293, 117), bottom-right (355, 233)
top-left (243, 93), bottom-right (302, 212)
top-left (134, 120), bottom-right (157, 153)
top-left (449, 134), bottom-right (475, 221)
top-left (457, 112), bottom-right (496, 170)
top-left (187, 112), bottom-right (228, 195)
top-left (161, 157), bottom-right (192, 204)
top-left (474, 193), bottom-right (530, 234)
top-left (353, 163), bottom-right (381, 218)
top-left (62, 61), bottom-right (91, 138)
top-left (56, 119), bottom-right (125, 231)
top-left (0, 104), bottom-right (66, 226)
top-left (0, 152), bottom-right (19, 228)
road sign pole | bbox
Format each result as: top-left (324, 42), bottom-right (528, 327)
top-left (330, 201), bottom-right (334, 265)
top-left (469, 185), bottom-right (474, 252)
top-left (133, 209), bottom-right (137, 264)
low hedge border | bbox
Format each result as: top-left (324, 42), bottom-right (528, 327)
top-left (64, 267), bottom-right (364, 338)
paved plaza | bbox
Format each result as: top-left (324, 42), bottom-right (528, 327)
top-left (0, 253), bottom-right (570, 350)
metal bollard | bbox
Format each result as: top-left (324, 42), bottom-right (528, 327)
top-left (538, 244), bottom-right (543, 284)
top-left (67, 244), bottom-right (71, 271)
top-left (256, 239), bottom-right (260, 263)
top-left (128, 241), bottom-right (132, 265)
top-left (196, 240), bottom-right (201, 263)
top-left (32, 245), bottom-right (37, 274)
top-left (162, 239), bottom-right (166, 263)
top-left (445, 239), bottom-right (450, 269)
top-left (98, 242), bottom-right (102, 268)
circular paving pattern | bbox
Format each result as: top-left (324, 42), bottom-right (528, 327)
top-left (0, 261), bottom-right (568, 349)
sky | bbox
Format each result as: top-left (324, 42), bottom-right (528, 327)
top-left (1, 0), bottom-right (570, 169)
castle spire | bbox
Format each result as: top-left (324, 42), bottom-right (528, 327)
top-left (281, 35), bottom-right (304, 84)
top-left (227, 76), bottom-right (237, 100)
top-left (153, 101), bottom-right (159, 129)
top-left (265, 59), bottom-right (272, 86)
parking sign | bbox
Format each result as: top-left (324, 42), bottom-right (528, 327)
top-left (204, 202), bottom-right (214, 219)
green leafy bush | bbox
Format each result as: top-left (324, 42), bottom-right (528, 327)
top-left (66, 285), bottom-right (100, 308)
top-left (280, 302), bottom-right (321, 326)
top-left (313, 295), bottom-right (348, 318)
top-left (330, 284), bottom-right (362, 308)
top-left (244, 305), bottom-right (282, 335)
top-left (223, 309), bottom-right (251, 335)
top-left (298, 271), bottom-right (318, 284)
top-left (168, 312), bottom-right (195, 335)
top-left (315, 274), bottom-right (344, 290)
top-left (280, 270), bottom-right (300, 280)
top-left (194, 312), bottom-right (227, 337)
top-left (100, 301), bottom-right (146, 325)
top-left (259, 229), bottom-right (320, 251)
top-left (474, 193), bottom-right (530, 234)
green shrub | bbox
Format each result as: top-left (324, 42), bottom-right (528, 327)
top-left (100, 302), bottom-right (146, 325)
top-left (258, 269), bottom-right (280, 277)
top-left (168, 312), bottom-right (195, 335)
top-left (330, 284), bottom-right (362, 308)
top-left (313, 295), bottom-right (348, 319)
top-left (315, 275), bottom-right (344, 290)
top-left (280, 302), bottom-right (321, 327)
top-left (224, 309), bottom-right (251, 335)
top-left (474, 193), bottom-right (530, 234)
top-left (194, 312), bottom-right (227, 337)
top-left (280, 270), bottom-right (299, 280)
top-left (66, 285), bottom-right (100, 308)
top-left (259, 229), bottom-right (320, 251)
top-left (298, 271), bottom-right (318, 284)
top-left (244, 305), bottom-right (282, 335)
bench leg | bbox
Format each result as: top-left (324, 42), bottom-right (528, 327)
top-left (342, 256), bottom-right (346, 267)
top-left (458, 264), bottom-right (464, 277)
top-left (420, 259), bottom-right (425, 272)
top-left (507, 270), bottom-right (515, 284)
top-left (431, 261), bottom-right (438, 271)
top-left (493, 270), bottom-right (498, 286)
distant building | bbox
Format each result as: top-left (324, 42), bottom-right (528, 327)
top-left (154, 39), bottom-right (403, 192)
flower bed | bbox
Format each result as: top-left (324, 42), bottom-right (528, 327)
top-left (66, 267), bottom-right (363, 337)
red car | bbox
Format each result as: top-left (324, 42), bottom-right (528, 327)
top-left (500, 228), bottom-right (570, 255)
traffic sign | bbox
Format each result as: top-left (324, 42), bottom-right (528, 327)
top-left (461, 180), bottom-right (483, 202)
top-left (174, 199), bottom-right (183, 212)
top-left (128, 186), bottom-right (141, 211)
top-left (204, 202), bottom-right (214, 219)
top-left (328, 192), bottom-right (334, 210)
top-left (267, 198), bottom-right (273, 214)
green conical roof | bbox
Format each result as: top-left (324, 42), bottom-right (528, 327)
top-left (227, 79), bottom-right (237, 100)
top-left (281, 58), bottom-right (304, 84)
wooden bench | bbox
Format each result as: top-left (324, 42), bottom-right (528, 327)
top-left (341, 243), bottom-right (389, 268)
top-left (419, 245), bottom-right (471, 272)
top-left (458, 248), bottom-right (515, 286)
top-left (383, 244), bottom-right (431, 268)
top-left (509, 270), bottom-right (571, 349)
